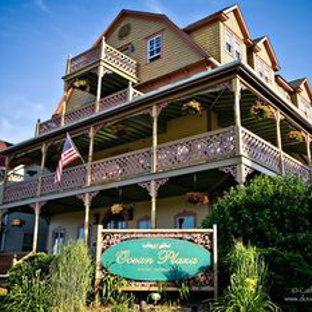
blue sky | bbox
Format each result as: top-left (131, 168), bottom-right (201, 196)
top-left (0, 0), bottom-right (312, 143)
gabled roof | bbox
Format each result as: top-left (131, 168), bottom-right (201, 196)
top-left (252, 36), bottom-right (280, 71)
top-left (275, 75), bottom-right (294, 93)
top-left (93, 9), bottom-right (215, 63)
top-left (289, 78), bottom-right (312, 101)
top-left (184, 4), bottom-right (252, 45)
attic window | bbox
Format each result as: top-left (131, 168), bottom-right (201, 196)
top-left (256, 57), bottom-right (273, 84)
top-left (147, 34), bottom-right (162, 63)
top-left (225, 30), bottom-right (233, 54)
top-left (225, 30), bottom-right (242, 60)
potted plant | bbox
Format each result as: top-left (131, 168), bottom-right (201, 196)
top-left (111, 203), bottom-right (124, 215)
top-left (186, 192), bottom-right (209, 205)
top-left (11, 219), bottom-right (25, 227)
top-left (250, 101), bottom-right (273, 119)
top-left (181, 100), bottom-right (203, 116)
top-left (72, 79), bottom-right (90, 92)
top-left (287, 131), bottom-right (305, 143)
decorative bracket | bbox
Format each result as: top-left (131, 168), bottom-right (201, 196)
top-left (138, 178), bottom-right (169, 197)
top-left (141, 102), bottom-right (169, 117)
top-left (219, 165), bottom-right (254, 181)
top-left (77, 191), bottom-right (99, 207)
top-left (30, 201), bottom-right (47, 214)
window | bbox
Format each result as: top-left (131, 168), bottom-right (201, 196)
top-left (225, 31), bottom-right (233, 54)
top-left (52, 228), bottom-right (65, 254)
top-left (299, 97), bottom-right (312, 119)
top-left (138, 217), bottom-right (151, 229)
top-left (22, 233), bottom-right (33, 252)
top-left (77, 226), bottom-right (84, 241)
top-left (119, 43), bottom-right (134, 56)
top-left (175, 212), bottom-right (196, 229)
top-left (225, 30), bottom-right (242, 60)
top-left (105, 215), bottom-right (127, 229)
top-left (256, 57), bottom-right (273, 84)
top-left (147, 34), bottom-right (162, 63)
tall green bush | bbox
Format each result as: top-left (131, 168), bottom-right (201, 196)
top-left (49, 241), bottom-right (93, 312)
top-left (211, 241), bottom-right (280, 312)
top-left (203, 175), bottom-right (312, 311)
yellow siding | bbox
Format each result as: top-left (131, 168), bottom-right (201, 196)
top-left (47, 195), bottom-right (211, 254)
top-left (188, 22), bottom-right (221, 62)
top-left (93, 113), bottom-right (209, 161)
top-left (255, 42), bottom-right (273, 68)
top-left (106, 16), bottom-right (204, 84)
top-left (300, 85), bottom-right (311, 103)
top-left (223, 11), bottom-right (244, 38)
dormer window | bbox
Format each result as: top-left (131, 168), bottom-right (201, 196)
top-left (225, 30), bottom-right (242, 60)
top-left (299, 97), bottom-right (312, 119)
top-left (256, 57), bottom-right (273, 84)
top-left (147, 33), bottom-right (162, 63)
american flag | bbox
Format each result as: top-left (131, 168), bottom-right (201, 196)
top-left (54, 133), bottom-right (82, 184)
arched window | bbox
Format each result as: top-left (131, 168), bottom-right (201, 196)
top-left (174, 211), bottom-right (196, 229)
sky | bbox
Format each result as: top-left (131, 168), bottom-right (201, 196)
top-left (0, 0), bottom-right (312, 144)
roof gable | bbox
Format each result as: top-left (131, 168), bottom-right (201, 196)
top-left (93, 9), bottom-right (210, 60)
top-left (290, 78), bottom-right (312, 101)
top-left (252, 36), bottom-right (280, 71)
top-left (184, 4), bottom-right (252, 45)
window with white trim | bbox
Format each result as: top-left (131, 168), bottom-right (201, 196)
top-left (225, 30), bottom-right (233, 55)
top-left (299, 97), bottom-right (312, 119)
top-left (256, 57), bottom-right (273, 84)
top-left (175, 215), bottom-right (195, 229)
top-left (147, 34), bottom-right (162, 63)
top-left (234, 40), bottom-right (242, 60)
top-left (225, 30), bottom-right (242, 60)
top-left (52, 228), bottom-right (65, 254)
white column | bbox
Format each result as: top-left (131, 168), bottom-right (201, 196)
top-left (37, 143), bottom-right (48, 196)
top-left (84, 194), bottom-right (91, 244)
top-left (32, 203), bottom-right (41, 252)
top-left (275, 111), bottom-right (285, 174)
top-left (87, 126), bottom-right (95, 187)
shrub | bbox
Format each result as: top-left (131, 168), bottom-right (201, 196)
top-left (203, 175), bottom-right (312, 311)
top-left (211, 241), bottom-right (280, 312)
top-left (49, 241), bottom-right (93, 312)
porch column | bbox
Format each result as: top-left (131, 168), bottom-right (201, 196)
top-left (306, 135), bottom-right (312, 167)
top-left (95, 38), bottom-right (106, 113)
top-left (275, 110), bottom-right (285, 174)
top-left (37, 143), bottom-right (48, 196)
top-left (127, 81), bottom-right (133, 102)
top-left (233, 77), bottom-right (245, 186)
top-left (152, 105), bottom-right (158, 173)
top-left (0, 209), bottom-right (7, 239)
top-left (31, 202), bottom-right (46, 252)
top-left (87, 126), bottom-right (95, 187)
top-left (1, 155), bottom-right (11, 205)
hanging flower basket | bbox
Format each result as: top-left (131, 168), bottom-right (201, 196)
top-left (11, 219), bottom-right (25, 227)
top-left (111, 125), bottom-right (127, 137)
top-left (186, 192), bottom-right (209, 205)
top-left (287, 131), bottom-right (305, 143)
top-left (111, 203), bottom-right (124, 215)
top-left (181, 100), bottom-right (203, 116)
top-left (250, 101), bottom-right (273, 120)
top-left (72, 79), bottom-right (90, 92)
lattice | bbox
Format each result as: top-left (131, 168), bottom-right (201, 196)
top-left (4, 179), bottom-right (37, 203)
top-left (42, 164), bottom-right (87, 194)
top-left (38, 117), bottom-right (61, 135)
top-left (157, 128), bottom-right (236, 171)
top-left (104, 45), bottom-right (137, 77)
top-left (64, 102), bottom-right (96, 125)
top-left (91, 149), bottom-right (152, 184)
top-left (70, 46), bottom-right (100, 73)
top-left (283, 154), bottom-right (311, 181)
top-left (242, 129), bottom-right (281, 173)
top-left (99, 89), bottom-right (128, 111)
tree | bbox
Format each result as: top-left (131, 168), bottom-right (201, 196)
top-left (203, 175), bottom-right (312, 311)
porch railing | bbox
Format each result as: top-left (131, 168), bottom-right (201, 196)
top-left (38, 87), bottom-right (142, 136)
top-left (68, 42), bottom-right (137, 78)
top-left (3, 126), bottom-right (312, 204)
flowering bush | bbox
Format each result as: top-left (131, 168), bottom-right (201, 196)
top-left (186, 192), bottom-right (209, 205)
top-left (250, 101), bottom-right (273, 119)
top-left (181, 100), bottom-right (203, 116)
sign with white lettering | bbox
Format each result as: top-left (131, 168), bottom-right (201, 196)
top-left (102, 238), bottom-right (211, 281)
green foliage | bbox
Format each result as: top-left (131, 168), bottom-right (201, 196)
top-left (4, 269), bottom-right (50, 312)
top-left (102, 274), bottom-right (135, 312)
top-left (8, 252), bottom-right (54, 288)
top-left (176, 280), bottom-right (190, 302)
top-left (49, 241), bottom-right (93, 312)
top-left (211, 241), bottom-right (280, 312)
top-left (203, 175), bottom-right (312, 311)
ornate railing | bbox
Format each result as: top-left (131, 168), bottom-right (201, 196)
top-left (68, 43), bottom-right (137, 78)
top-left (37, 88), bottom-right (142, 136)
top-left (283, 153), bottom-right (311, 181)
top-left (91, 149), bottom-right (152, 184)
top-left (42, 164), bottom-right (87, 195)
top-left (242, 128), bottom-right (281, 173)
top-left (4, 178), bottom-right (37, 203)
top-left (4, 126), bottom-right (312, 204)
top-left (157, 127), bottom-right (236, 171)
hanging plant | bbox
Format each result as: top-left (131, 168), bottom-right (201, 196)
top-left (287, 131), bottom-right (305, 143)
top-left (111, 125), bottom-right (128, 137)
top-left (72, 79), bottom-right (90, 92)
top-left (186, 192), bottom-right (209, 205)
top-left (11, 219), bottom-right (25, 227)
top-left (181, 100), bottom-right (203, 116)
top-left (111, 203), bottom-right (124, 215)
top-left (250, 101), bottom-right (273, 119)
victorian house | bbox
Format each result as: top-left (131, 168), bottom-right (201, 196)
top-left (1, 4), bottom-right (312, 259)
